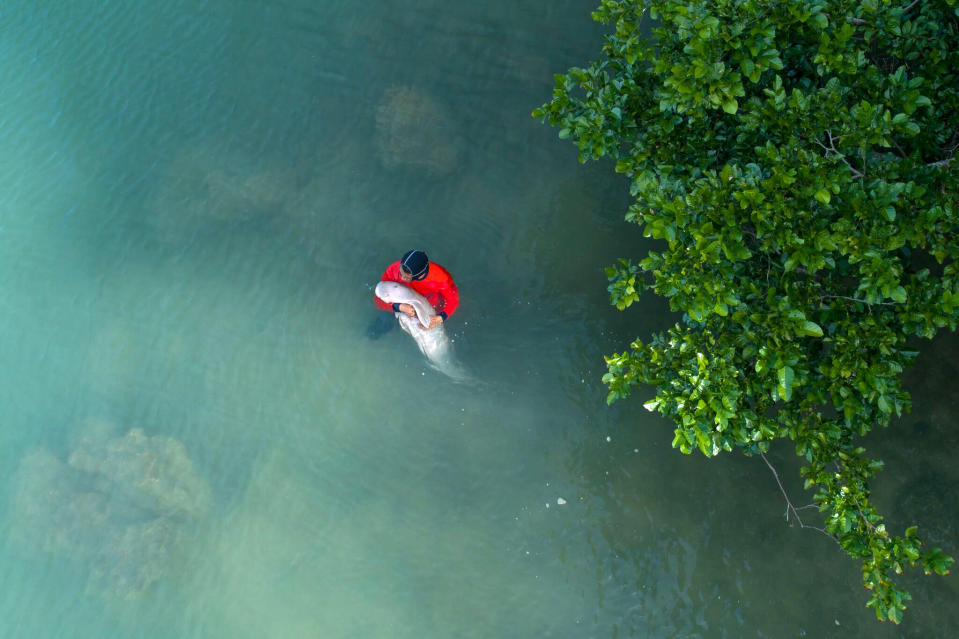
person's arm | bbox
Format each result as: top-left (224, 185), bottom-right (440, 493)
top-left (373, 295), bottom-right (395, 312)
top-left (435, 273), bottom-right (459, 320)
top-left (424, 279), bottom-right (458, 329)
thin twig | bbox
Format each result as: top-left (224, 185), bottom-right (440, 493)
top-left (812, 131), bottom-right (865, 179)
top-left (851, 495), bottom-right (878, 533)
top-left (847, 1), bottom-right (919, 26)
top-left (821, 294), bottom-right (897, 306)
top-left (760, 451), bottom-right (838, 543)
top-left (890, 137), bottom-right (908, 160)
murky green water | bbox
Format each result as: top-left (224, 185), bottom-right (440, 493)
top-left (1, 1), bottom-right (956, 637)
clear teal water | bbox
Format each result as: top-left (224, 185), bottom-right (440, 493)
top-left (1, 1), bottom-right (956, 637)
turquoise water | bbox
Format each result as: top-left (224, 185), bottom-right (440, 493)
top-left (1, 1), bottom-right (956, 637)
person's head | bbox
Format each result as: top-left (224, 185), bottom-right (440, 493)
top-left (399, 250), bottom-right (429, 282)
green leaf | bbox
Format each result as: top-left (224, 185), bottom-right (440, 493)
top-left (877, 395), bottom-right (891, 414)
top-left (777, 366), bottom-right (795, 402)
top-left (888, 606), bottom-right (903, 624)
top-left (815, 188), bottom-right (832, 205)
top-left (799, 320), bottom-right (823, 337)
top-left (722, 98), bottom-right (738, 114)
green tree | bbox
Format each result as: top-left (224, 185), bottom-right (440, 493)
top-left (535, 0), bottom-right (957, 623)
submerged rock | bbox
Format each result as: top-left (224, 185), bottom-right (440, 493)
top-left (8, 420), bottom-right (211, 600)
top-left (374, 85), bottom-right (462, 175)
top-left (147, 142), bottom-right (294, 242)
top-left (87, 517), bottom-right (176, 601)
top-left (68, 426), bottom-right (212, 519)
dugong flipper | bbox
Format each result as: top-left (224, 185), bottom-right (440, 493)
top-left (374, 281), bottom-right (469, 381)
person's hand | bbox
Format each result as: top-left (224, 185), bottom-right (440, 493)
top-left (427, 315), bottom-right (444, 329)
top-left (398, 303), bottom-right (416, 318)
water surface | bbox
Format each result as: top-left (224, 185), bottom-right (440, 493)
top-left (1, 1), bottom-right (956, 637)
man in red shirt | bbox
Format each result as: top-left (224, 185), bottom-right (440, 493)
top-left (368, 250), bottom-right (459, 338)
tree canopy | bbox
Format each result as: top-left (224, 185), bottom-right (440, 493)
top-left (535, 0), bottom-right (958, 623)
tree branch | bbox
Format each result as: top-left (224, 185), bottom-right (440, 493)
top-left (890, 137), bottom-right (909, 160)
top-left (851, 495), bottom-right (878, 533)
top-left (813, 131), bottom-right (865, 178)
top-left (760, 452), bottom-right (838, 543)
top-left (847, 2), bottom-right (920, 27)
top-left (821, 294), bottom-right (897, 307)
top-left (925, 135), bottom-right (959, 169)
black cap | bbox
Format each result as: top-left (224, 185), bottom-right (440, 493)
top-left (400, 250), bottom-right (429, 279)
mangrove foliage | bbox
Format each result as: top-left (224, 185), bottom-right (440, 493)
top-left (535, 0), bottom-right (958, 623)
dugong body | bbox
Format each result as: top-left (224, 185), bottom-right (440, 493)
top-left (374, 281), bottom-right (467, 380)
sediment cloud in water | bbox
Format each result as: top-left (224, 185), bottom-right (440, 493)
top-left (8, 419), bottom-right (212, 600)
top-left (375, 85), bottom-right (462, 175)
top-left (147, 142), bottom-right (293, 242)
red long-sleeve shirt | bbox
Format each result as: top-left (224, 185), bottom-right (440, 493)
top-left (373, 260), bottom-right (459, 320)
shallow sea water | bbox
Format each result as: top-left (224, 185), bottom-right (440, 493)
top-left (1, 1), bottom-right (956, 637)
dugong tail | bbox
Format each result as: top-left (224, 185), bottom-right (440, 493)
top-left (374, 281), bottom-right (472, 382)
